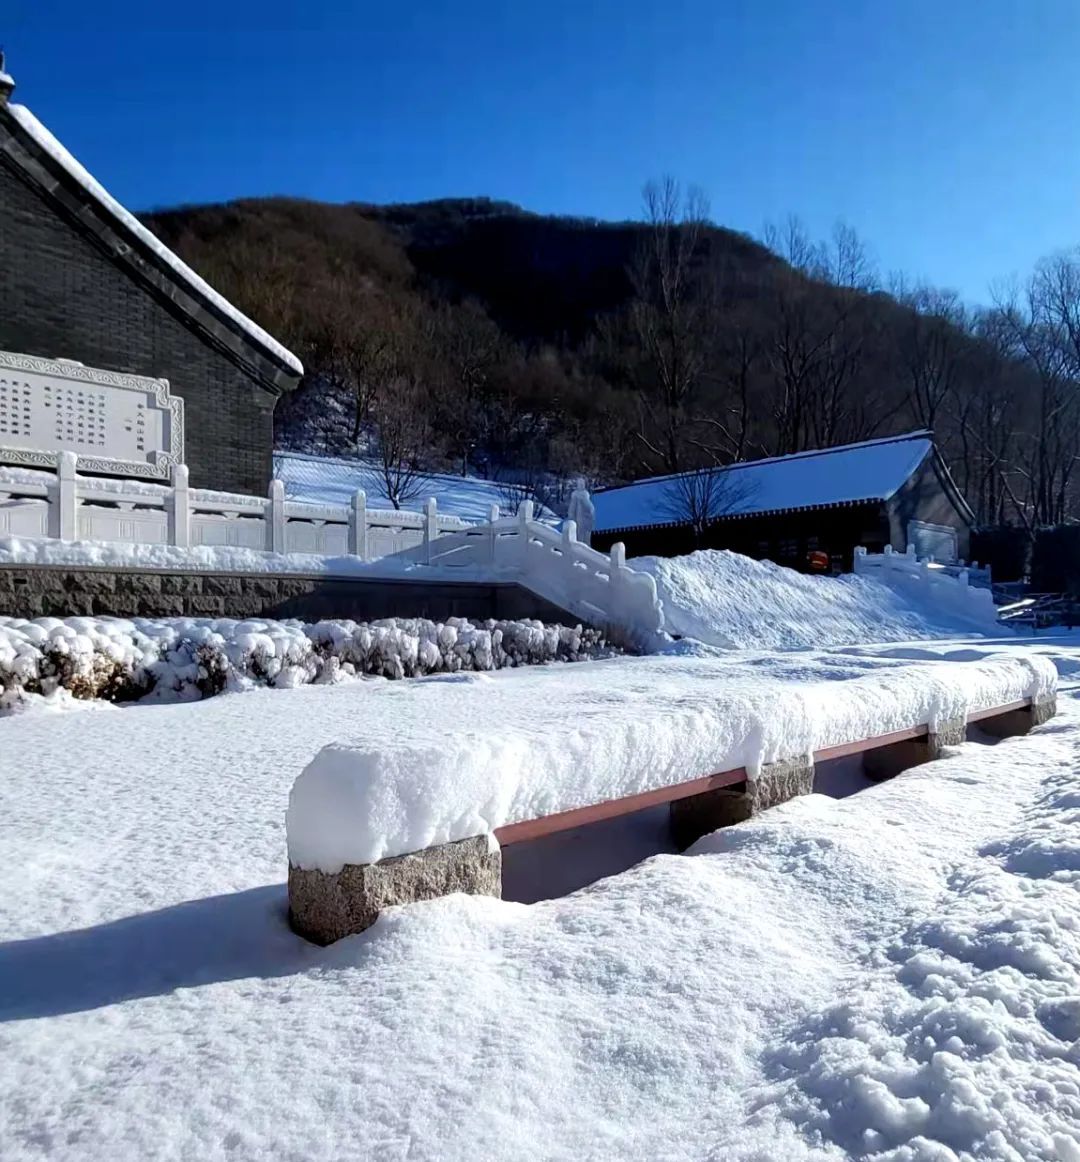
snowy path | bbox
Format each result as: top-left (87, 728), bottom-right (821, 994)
top-left (0, 639), bottom-right (1078, 1159)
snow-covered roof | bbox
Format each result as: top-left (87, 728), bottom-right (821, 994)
top-left (593, 432), bottom-right (938, 533)
top-left (273, 450), bottom-right (555, 523)
top-left (4, 103), bottom-right (303, 378)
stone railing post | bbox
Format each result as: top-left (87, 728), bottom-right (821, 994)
top-left (169, 463), bottom-right (191, 548)
top-left (52, 450), bottom-right (78, 542)
top-left (268, 478), bottom-right (286, 553)
top-left (567, 488), bottom-right (595, 544)
top-left (350, 490), bottom-right (368, 560)
top-left (561, 520), bottom-right (579, 588)
top-left (423, 497), bottom-right (438, 564)
top-left (609, 541), bottom-right (626, 589)
top-left (518, 499), bottom-right (534, 566)
top-left (487, 503), bottom-right (500, 566)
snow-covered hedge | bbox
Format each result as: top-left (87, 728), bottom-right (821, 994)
top-left (0, 615), bottom-right (616, 712)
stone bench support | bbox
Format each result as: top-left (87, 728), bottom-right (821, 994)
top-left (669, 756), bottom-right (815, 851)
top-left (289, 834), bottom-right (502, 945)
top-left (977, 695), bottom-right (1057, 739)
top-left (862, 717), bottom-right (966, 781)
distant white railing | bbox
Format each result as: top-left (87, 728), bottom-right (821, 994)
top-left (0, 452), bottom-right (468, 561)
top-left (853, 544), bottom-right (999, 627)
top-left (854, 544), bottom-right (991, 587)
top-left (0, 459), bottom-right (665, 640)
top-left (412, 500), bottom-right (664, 640)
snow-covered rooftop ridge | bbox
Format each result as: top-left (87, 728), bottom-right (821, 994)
top-left (5, 103), bottom-right (303, 378)
top-left (592, 430), bottom-right (935, 533)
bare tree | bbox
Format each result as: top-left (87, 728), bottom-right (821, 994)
top-left (629, 177), bottom-right (712, 473)
top-left (659, 465), bottom-right (759, 544)
top-left (430, 301), bottom-right (507, 475)
top-left (890, 281), bottom-right (970, 431)
top-left (989, 264), bottom-right (1080, 530)
top-left (372, 375), bottom-right (435, 509)
top-left (762, 216), bottom-right (877, 290)
top-left (945, 309), bottom-right (1020, 526)
top-left (761, 218), bottom-right (891, 453)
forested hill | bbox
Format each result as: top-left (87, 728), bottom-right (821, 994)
top-left (365, 198), bottom-right (782, 345)
top-left (144, 195), bottom-right (781, 347)
top-left (142, 194), bottom-right (1079, 532)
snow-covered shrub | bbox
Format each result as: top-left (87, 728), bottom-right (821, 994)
top-left (0, 614), bottom-right (618, 712)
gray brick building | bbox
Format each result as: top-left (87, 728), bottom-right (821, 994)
top-left (0, 69), bottom-right (302, 495)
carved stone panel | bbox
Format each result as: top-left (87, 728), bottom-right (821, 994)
top-left (0, 350), bottom-right (184, 479)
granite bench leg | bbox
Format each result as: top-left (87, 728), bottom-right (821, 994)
top-left (288, 834), bottom-right (502, 945)
top-left (977, 695), bottom-right (1057, 739)
top-left (670, 757), bottom-right (815, 851)
top-left (862, 716), bottom-right (966, 781)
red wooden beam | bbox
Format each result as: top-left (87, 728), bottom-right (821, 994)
top-left (494, 697), bottom-right (1035, 847)
top-left (967, 698), bottom-right (1030, 724)
top-left (494, 767), bottom-right (747, 845)
top-left (814, 722), bottom-right (928, 763)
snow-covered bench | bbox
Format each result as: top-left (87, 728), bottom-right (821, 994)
top-left (286, 660), bottom-right (1057, 945)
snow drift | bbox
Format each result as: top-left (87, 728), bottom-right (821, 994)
top-left (636, 549), bottom-right (1002, 650)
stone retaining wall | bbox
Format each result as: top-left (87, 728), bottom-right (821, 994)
top-left (0, 565), bottom-right (578, 624)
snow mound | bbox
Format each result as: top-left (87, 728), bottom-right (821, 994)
top-left (635, 550), bottom-right (1002, 649)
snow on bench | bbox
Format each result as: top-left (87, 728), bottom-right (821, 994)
top-left (286, 651), bottom-right (1058, 943)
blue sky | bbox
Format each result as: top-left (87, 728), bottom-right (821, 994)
top-left (5, 0), bottom-right (1080, 302)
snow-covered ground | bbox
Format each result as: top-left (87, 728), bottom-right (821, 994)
top-left (273, 450), bottom-right (556, 523)
top-left (0, 533), bottom-right (486, 576)
top-left (3, 547), bottom-right (1079, 1159)
top-left (1, 633), bottom-right (1078, 1160)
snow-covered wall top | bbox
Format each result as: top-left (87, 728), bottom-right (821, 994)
top-left (5, 104), bottom-right (303, 377)
top-left (286, 649), bottom-right (1057, 869)
top-left (273, 451), bottom-right (554, 524)
top-left (592, 432), bottom-right (934, 533)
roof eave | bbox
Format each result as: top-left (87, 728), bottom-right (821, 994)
top-left (595, 496), bottom-right (886, 536)
top-left (0, 108), bottom-right (301, 395)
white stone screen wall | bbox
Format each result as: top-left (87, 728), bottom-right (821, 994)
top-left (908, 519), bottom-right (959, 564)
top-left (0, 350), bottom-right (184, 480)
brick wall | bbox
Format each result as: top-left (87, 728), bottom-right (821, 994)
top-left (0, 152), bottom-right (278, 495)
top-left (0, 565), bottom-right (579, 624)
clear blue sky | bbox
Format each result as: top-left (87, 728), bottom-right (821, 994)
top-left (5, 0), bottom-right (1080, 303)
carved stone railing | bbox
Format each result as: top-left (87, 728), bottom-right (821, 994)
top-left (0, 453), bottom-right (468, 559)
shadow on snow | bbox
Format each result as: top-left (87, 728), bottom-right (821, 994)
top-left (0, 885), bottom-right (318, 1021)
